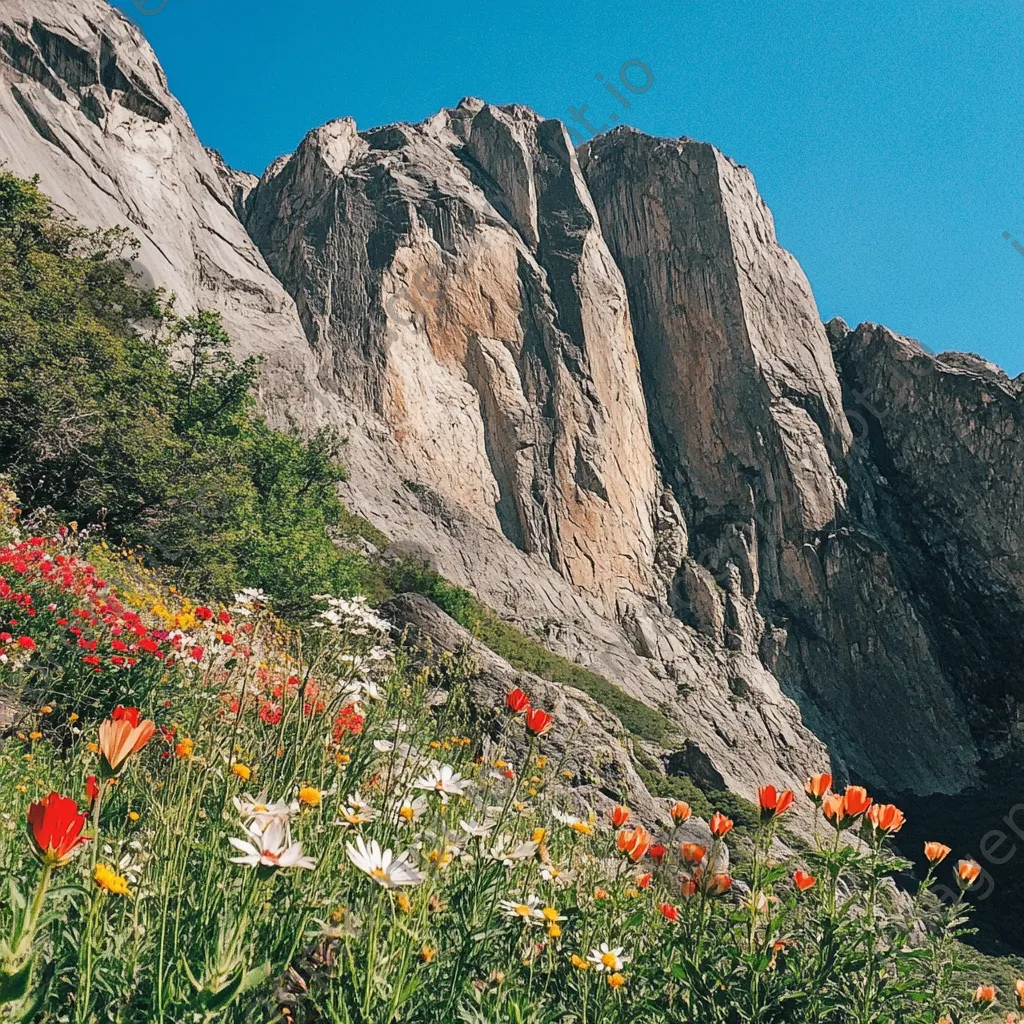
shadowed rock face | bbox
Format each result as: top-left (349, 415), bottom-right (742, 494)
top-left (4, 0), bottom-right (1023, 824)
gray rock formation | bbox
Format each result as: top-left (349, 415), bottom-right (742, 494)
top-left (0, 0), bottom-right (342, 431)
top-left (4, 0), bottom-right (1022, 828)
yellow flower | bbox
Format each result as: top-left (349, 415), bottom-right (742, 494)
top-left (570, 955), bottom-right (590, 971)
top-left (547, 924), bottom-right (562, 939)
top-left (231, 763), bottom-right (251, 781)
top-left (336, 753), bottom-right (351, 765)
top-left (86, 742), bottom-right (99, 754)
top-left (128, 811), bottom-right (140, 822)
top-left (39, 706), bottom-right (53, 715)
top-left (94, 864), bottom-right (131, 896)
top-left (534, 755), bottom-right (548, 768)
top-left (608, 973), bottom-right (625, 990)
top-left (298, 786), bottom-right (321, 806)
top-left (68, 712), bottom-right (79, 723)
top-left (29, 732), bottom-right (42, 741)
top-left (419, 944), bottom-right (436, 963)
top-left (175, 739), bottom-right (194, 760)
top-left (396, 893), bottom-right (412, 914)
top-left (532, 828), bottom-right (547, 843)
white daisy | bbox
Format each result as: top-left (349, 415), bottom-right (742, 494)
top-left (488, 838), bottom-right (539, 867)
top-left (334, 792), bottom-right (377, 827)
top-left (395, 794), bottom-right (429, 824)
top-left (414, 764), bottom-right (470, 804)
top-left (588, 943), bottom-right (629, 972)
top-left (345, 836), bottom-right (424, 888)
top-left (228, 818), bottom-right (316, 871)
top-left (499, 895), bottom-right (545, 924)
top-left (554, 811), bottom-right (596, 836)
top-left (459, 818), bottom-right (495, 839)
top-left (232, 793), bottom-right (299, 827)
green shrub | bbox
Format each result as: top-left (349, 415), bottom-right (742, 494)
top-left (0, 172), bottom-right (361, 616)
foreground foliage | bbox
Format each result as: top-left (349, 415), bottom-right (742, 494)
top-left (0, 499), bottom-right (1015, 1023)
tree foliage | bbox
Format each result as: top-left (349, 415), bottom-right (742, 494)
top-left (0, 171), bottom-right (358, 612)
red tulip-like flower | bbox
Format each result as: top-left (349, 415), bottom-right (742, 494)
top-left (658, 902), bottom-right (679, 922)
top-left (85, 775), bottom-right (100, 807)
top-left (649, 843), bottom-right (667, 864)
top-left (27, 792), bottom-right (90, 866)
top-left (524, 707), bottom-right (553, 736)
top-left (112, 705), bottom-right (142, 725)
top-left (506, 688), bottom-right (531, 714)
top-left (709, 812), bottom-right (734, 838)
top-left (793, 870), bottom-right (816, 892)
top-left (823, 786), bottom-right (873, 830)
top-left (616, 826), bottom-right (652, 862)
top-left (635, 871), bottom-right (653, 889)
top-left (609, 804), bottom-right (631, 828)
top-left (758, 785), bottom-right (795, 821)
top-left (973, 984), bottom-right (996, 1005)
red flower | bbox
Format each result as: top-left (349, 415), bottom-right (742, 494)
top-left (866, 803), bottom-right (905, 835)
top-left (609, 804), bottom-right (631, 828)
top-left (27, 792), bottom-right (90, 866)
top-left (649, 843), bottom-right (668, 864)
top-left (195, 607), bottom-right (213, 621)
top-left (524, 707), bottom-right (553, 736)
top-left (758, 785), bottom-right (795, 821)
top-left (218, 610), bottom-right (231, 625)
top-left (635, 872), bottom-right (653, 889)
top-left (506, 688), bottom-right (531, 713)
top-left (189, 645), bottom-right (204, 661)
top-left (709, 812), bottom-right (734, 838)
top-left (658, 902), bottom-right (679, 922)
top-left (17, 635), bottom-right (36, 651)
top-left (793, 870), bottom-right (816, 891)
top-left (111, 706), bottom-right (140, 727)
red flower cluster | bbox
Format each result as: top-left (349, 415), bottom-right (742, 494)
top-left (505, 688), bottom-right (553, 736)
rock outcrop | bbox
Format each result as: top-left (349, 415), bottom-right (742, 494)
top-left (4, 0), bottom-right (1023, 833)
top-left (0, 0), bottom-right (341, 430)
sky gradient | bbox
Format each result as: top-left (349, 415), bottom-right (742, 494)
top-left (114, 0), bottom-right (1024, 376)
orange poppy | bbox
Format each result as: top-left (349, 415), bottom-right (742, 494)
top-left (709, 812), bottom-right (734, 838)
top-left (956, 858), bottom-right (982, 889)
top-left (669, 801), bottom-right (691, 824)
top-left (616, 826), bottom-right (652, 862)
top-left (680, 843), bottom-right (707, 864)
top-left (99, 710), bottom-right (155, 774)
top-left (924, 841), bottom-right (951, 865)
top-left (609, 804), bottom-right (631, 828)
top-left (758, 785), bottom-right (795, 821)
top-left (866, 803), bottom-right (905, 834)
top-left (804, 772), bottom-right (832, 803)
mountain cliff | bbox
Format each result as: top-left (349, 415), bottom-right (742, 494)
top-left (2, 0), bottom-right (1022, 825)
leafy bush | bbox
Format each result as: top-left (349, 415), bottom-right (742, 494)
top-left (0, 172), bottom-right (362, 615)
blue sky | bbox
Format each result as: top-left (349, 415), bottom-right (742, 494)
top-left (115, 0), bottom-right (1024, 376)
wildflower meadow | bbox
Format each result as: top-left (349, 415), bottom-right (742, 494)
top-left (0, 488), bottom-right (1017, 1023)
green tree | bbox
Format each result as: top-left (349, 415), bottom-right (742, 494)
top-left (0, 171), bottom-right (360, 615)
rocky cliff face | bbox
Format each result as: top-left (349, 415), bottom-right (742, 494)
top-left (3, 0), bottom-right (1022, 820)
